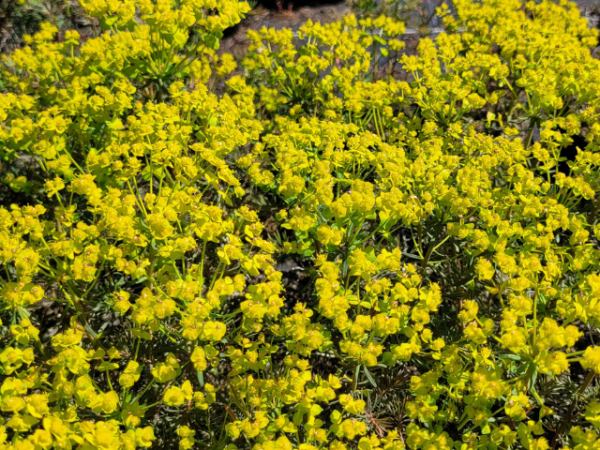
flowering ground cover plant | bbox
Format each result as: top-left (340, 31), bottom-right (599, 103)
top-left (1, 0), bottom-right (600, 449)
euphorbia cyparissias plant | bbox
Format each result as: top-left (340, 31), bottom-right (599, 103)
top-left (1, 0), bottom-right (600, 449)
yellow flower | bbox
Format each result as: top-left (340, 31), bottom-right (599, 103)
top-left (164, 386), bottom-right (186, 406)
top-left (582, 347), bottom-right (600, 374)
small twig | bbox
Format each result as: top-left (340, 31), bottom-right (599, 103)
top-left (397, 396), bottom-right (407, 445)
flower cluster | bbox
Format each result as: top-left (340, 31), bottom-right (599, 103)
top-left (1, 0), bottom-right (600, 449)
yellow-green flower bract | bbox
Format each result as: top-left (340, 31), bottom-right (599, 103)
top-left (1, 0), bottom-right (600, 449)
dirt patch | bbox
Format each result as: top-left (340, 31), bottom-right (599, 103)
top-left (219, 2), bottom-right (349, 58)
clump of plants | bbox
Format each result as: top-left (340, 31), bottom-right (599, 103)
top-left (1, 0), bottom-right (600, 449)
top-left (0, 0), bottom-right (95, 55)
